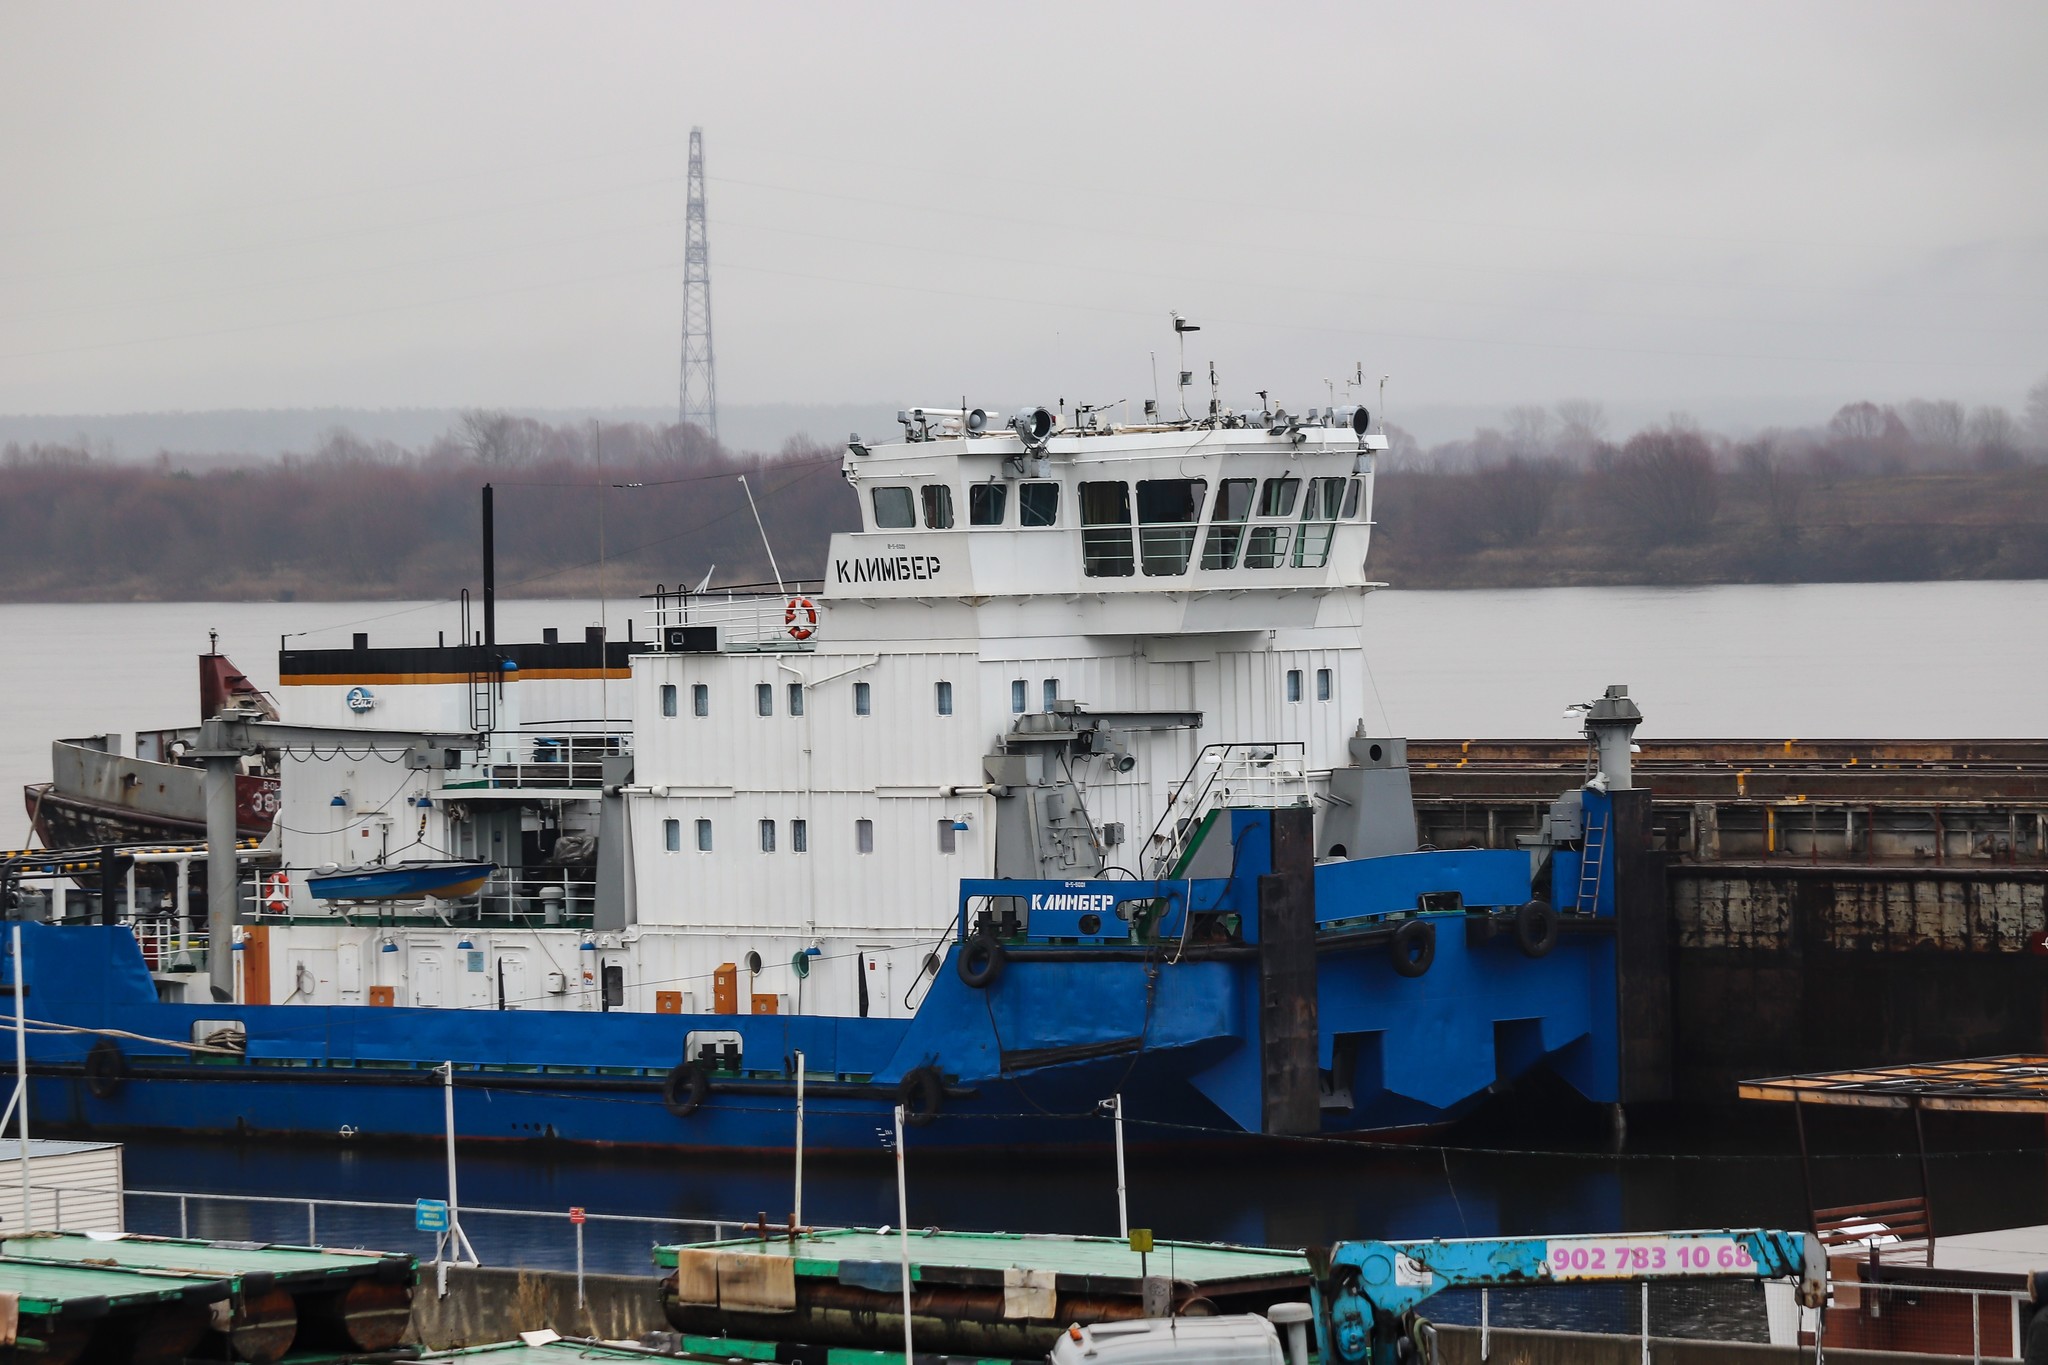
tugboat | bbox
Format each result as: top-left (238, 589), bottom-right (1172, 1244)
top-left (13, 389), bottom-right (1642, 1151)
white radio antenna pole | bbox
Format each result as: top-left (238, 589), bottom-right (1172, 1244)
top-left (738, 475), bottom-right (787, 598)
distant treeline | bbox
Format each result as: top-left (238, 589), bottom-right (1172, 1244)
top-left (0, 413), bottom-right (851, 601)
top-left (2, 392), bottom-right (2046, 601)
top-left (1370, 390), bottom-right (2048, 586)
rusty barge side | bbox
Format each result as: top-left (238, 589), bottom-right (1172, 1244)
top-left (1409, 738), bottom-right (2048, 1105)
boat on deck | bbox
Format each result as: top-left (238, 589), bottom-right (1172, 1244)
top-left (305, 860), bottom-right (496, 902)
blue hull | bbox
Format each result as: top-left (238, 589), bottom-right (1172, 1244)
top-left (11, 808), bottom-right (1621, 1154)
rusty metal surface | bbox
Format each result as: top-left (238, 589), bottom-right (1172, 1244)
top-left (1739, 1054), bottom-right (2048, 1113)
top-left (1675, 870), bottom-right (2048, 954)
top-left (223, 1285), bottom-right (298, 1365)
top-left (663, 1281), bottom-right (1225, 1356)
top-left (295, 1277), bottom-right (413, 1353)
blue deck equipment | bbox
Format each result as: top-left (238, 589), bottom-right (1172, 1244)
top-left (1315, 1229), bottom-right (1825, 1364)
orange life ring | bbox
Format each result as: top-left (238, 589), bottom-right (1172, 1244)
top-left (784, 596), bottom-right (818, 640)
top-left (265, 872), bottom-right (291, 914)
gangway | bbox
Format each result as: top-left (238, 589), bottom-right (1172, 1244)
top-left (1313, 1228), bottom-right (1824, 1364)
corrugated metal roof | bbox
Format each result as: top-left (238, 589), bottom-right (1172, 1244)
top-left (0, 1231), bottom-right (409, 1283)
top-left (653, 1228), bottom-right (1310, 1286)
top-left (0, 1139), bottom-right (120, 1160)
top-left (0, 1254), bottom-right (226, 1311)
top-left (1740, 1055), bottom-right (2048, 1112)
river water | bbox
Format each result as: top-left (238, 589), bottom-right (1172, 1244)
top-left (6, 582), bottom-right (2047, 1269)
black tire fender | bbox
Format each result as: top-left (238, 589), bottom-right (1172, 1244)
top-left (1515, 899), bottom-right (1559, 959)
top-left (1389, 919), bottom-right (1436, 978)
top-left (898, 1065), bottom-right (944, 1128)
top-left (661, 1060), bottom-right (709, 1118)
top-left (84, 1037), bottom-right (126, 1100)
top-left (956, 933), bottom-right (1006, 990)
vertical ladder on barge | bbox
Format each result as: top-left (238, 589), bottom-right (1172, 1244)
top-left (1575, 808), bottom-right (1608, 913)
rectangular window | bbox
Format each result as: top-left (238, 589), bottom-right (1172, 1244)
top-left (968, 484), bottom-right (1007, 526)
top-left (1295, 476), bottom-right (1345, 568)
top-left (756, 683), bottom-right (773, 716)
top-left (1043, 679), bottom-right (1060, 711)
top-left (921, 483), bottom-right (954, 529)
top-left (692, 683), bottom-right (709, 717)
top-left (854, 681), bottom-right (871, 716)
top-left (1286, 669), bottom-right (1303, 702)
top-left (1257, 477), bottom-right (1301, 517)
top-left (872, 486), bottom-right (915, 528)
top-left (1244, 524), bottom-right (1292, 569)
top-left (1316, 667), bottom-right (1333, 701)
top-left (1079, 480), bottom-right (1134, 577)
top-left (695, 818), bottom-right (713, 852)
top-left (935, 680), bottom-right (953, 716)
top-left (664, 818), bottom-right (681, 852)
top-left (856, 818), bottom-right (875, 854)
top-left (1135, 478), bottom-right (1208, 576)
top-left (602, 963), bottom-right (624, 1009)
top-left (1341, 477), bottom-right (1363, 520)
top-left (792, 819), bottom-right (808, 853)
top-left (938, 818), bottom-right (958, 854)
top-left (787, 683), bottom-right (804, 716)
top-left (759, 819), bottom-right (777, 853)
top-left (660, 684), bottom-right (678, 717)
top-left (1011, 680), bottom-right (1026, 713)
top-left (1201, 477), bottom-right (1256, 570)
top-left (1019, 482), bottom-right (1060, 527)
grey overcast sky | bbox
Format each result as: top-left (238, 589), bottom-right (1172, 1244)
top-left (2, 1), bottom-right (2043, 426)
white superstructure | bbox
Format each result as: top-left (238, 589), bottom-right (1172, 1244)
top-left (255, 401), bottom-right (1408, 1021)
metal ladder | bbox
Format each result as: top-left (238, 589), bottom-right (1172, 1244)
top-left (1575, 807), bottom-right (1609, 913)
top-left (468, 665), bottom-right (495, 733)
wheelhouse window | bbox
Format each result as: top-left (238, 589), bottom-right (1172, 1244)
top-left (1136, 478), bottom-right (1207, 576)
top-left (968, 484), bottom-right (1007, 526)
top-left (1257, 477), bottom-right (1301, 517)
top-left (1295, 477), bottom-right (1345, 568)
top-left (921, 484), bottom-right (954, 529)
top-left (756, 683), bottom-right (773, 716)
top-left (1079, 481), bottom-right (1134, 577)
top-left (660, 684), bottom-right (678, 717)
top-left (1201, 478), bottom-right (1256, 570)
top-left (1341, 477), bottom-right (1363, 520)
top-left (1243, 523), bottom-right (1291, 568)
top-left (853, 681), bottom-right (871, 716)
top-left (691, 683), bottom-right (709, 717)
top-left (872, 486), bottom-right (915, 529)
top-left (1019, 482), bottom-right (1059, 527)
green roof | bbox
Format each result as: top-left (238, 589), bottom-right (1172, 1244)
top-left (426, 1339), bottom-right (1010, 1365)
top-left (423, 1342), bottom-right (676, 1361)
top-left (0, 1254), bottom-right (228, 1314)
top-left (653, 1228), bottom-right (1310, 1289)
top-left (0, 1232), bottom-right (409, 1286)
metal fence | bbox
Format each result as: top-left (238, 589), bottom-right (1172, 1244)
top-left (1428, 1276), bottom-right (2031, 1364)
top-left (120, 1187), bottom-right (741, 1278)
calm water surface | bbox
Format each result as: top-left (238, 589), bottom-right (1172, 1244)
top-left (5, 582), bottom-right (2045, 1265)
